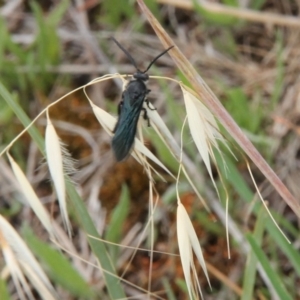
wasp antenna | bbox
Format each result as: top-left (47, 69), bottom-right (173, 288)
top-left (143, 45), bottom-right (174, 73)
top-left (111, 37), bottom-right (140, 71)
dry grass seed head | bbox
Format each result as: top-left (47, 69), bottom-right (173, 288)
top-left (45, 111), bottom-right (72, 236)
top-left (0, 215), bottom-right (56, 300)
top-left (7, 153), bottom-right (54, 238)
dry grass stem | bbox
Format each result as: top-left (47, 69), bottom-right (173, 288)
top-left (157, 0), bottom-right (300, 28)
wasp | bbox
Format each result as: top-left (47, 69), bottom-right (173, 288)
top-left (111, 38), bottom-right (173, 161)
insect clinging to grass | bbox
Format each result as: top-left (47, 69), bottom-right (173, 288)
top-left (111, 37), bottom-right (173, 161)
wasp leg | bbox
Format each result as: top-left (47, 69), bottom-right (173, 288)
top-left (117, 101), bottom-right (123, 115)
top-left (145, 98), bottom-right (156, 111)
top-left (142, 108), bottom-right (151, 127)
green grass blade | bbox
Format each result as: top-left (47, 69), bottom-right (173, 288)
top-left (266, 219), bottom-right (300, 277)
top-left (23, 226), bottom-right (94, 298)
top-left (105, 185), bottom-right (130, 260)
top-left (251, 0), bottom-right (266, 10)
top-left (66, 181), bottom-right (126, 299)
top-left (47, 0), bottom-right (69, 27)
top-left (162, 277), bottom-right (177, 300)
top-left (215, 152), bottom-right (253, 202)
top-left (246, 234), bottom-right (293, 300)
top-left (192, 0), bottom-right (238, 25)
top-left (0, 81), bottom-right (44, 153)
top-left (241, 208), bottom-right (266, 300)
top-left (0, 279), bottom-right (10, 300)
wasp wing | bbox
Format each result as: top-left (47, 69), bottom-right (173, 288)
top-left (112, 89), bottom-right (146, 161)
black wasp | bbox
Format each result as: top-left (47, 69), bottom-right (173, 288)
top-left (111, 38), bottom-right (173, 161)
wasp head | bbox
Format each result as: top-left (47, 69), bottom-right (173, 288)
top-left (133, 71), bottom-right (149, 81)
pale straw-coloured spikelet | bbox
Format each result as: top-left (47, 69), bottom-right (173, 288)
top-left (134, 132), bottom-right (174, 181)
top-left (190, 91), bottom-right (236, 170)
top-left (88, 101), bottom-right (115, 134)
top-left (181, 85), bottom-right (218, 181)
top-left (177, 203), bottom-right (211, 299)
top-left (0, 215), bottom-right (56, 300)
top-left (7, 153), bottom-right (54, 238)
top-left (2, 245), bottom-right (33, 300)
top-left (45, 111), bottom-right (71, 236)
